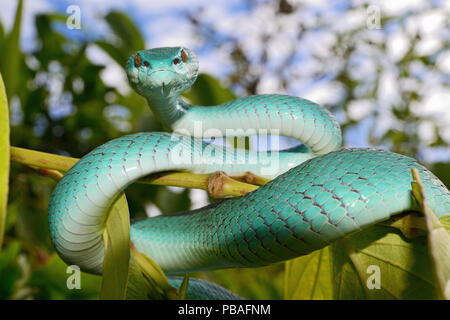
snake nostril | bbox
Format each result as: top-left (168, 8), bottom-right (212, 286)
top-left (143, 61), bottom-right (150, 68)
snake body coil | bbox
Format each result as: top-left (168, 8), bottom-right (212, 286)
top-left (48, 47), bottom-right (450, 299)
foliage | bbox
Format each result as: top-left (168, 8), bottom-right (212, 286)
top-left (0, 74), bottom-right (9, 250)
top-left (0, 0), bottom-right (449, 300)
top-left (188, 0), bottom-right (450, 161)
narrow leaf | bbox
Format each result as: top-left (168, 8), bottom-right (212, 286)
top-left (130, 244), bottom-right (178, 299)
top-left (178, 275), bottom-right (190, 300)
top-left (100, 193), bottom-right (130, 299)
top-left (105, 12), bottom-right (145, 51)
top-left (0, 73), bottom-right (10, 250)
top-left (126, 252), bottom-right (158, 300)
top-left (412, 168), bottom-right (450, 299)
top-left (0, 0), bottom-right (22, 99)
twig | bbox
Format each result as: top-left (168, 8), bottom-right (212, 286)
top-left (10, 146), bottom-right (260, 198)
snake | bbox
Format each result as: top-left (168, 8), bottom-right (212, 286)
top-left (48, 47), bottom-right (450, 300)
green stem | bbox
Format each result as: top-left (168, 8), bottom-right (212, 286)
top-left (10, 146), bottom-right (259, 198)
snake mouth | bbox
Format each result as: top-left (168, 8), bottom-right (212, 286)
top-left (141, 69), bottom-right (183, 97)
top-left (161, 82), bottom-right (170, 96)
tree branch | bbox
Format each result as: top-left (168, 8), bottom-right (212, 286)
top-left (10, 146), bottom-right (260, 198)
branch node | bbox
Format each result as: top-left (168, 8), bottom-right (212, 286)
top-left (207, 171), bottom-right (230, 198)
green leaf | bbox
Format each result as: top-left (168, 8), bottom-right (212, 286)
top-left (424, 212), bottom-right (450, 299)
top-left (130, 243), bottom-right (178, 299)
top-left (0, 73), bottom-right (10, 250)
top-left (412, 168), bottom-right (450, 299)
top-left (331, 225), bottom-right (438, 299)
top-left (178, 275), bottom-right (189, 300)
top-left (100, 193), bottom-right (130, 299)
top-left (98, 11), bottom-right (145, 67)
top-left (0, 241), bottom-right (20, 299)
top-left (105, 12), bottom-right (145, 51)
top-left (183, 74), bottom-right (237, 106)
top-left (95, 41), bottom-right (128, 67)
top-left (0, 0), bottom-right (22, 99)
top-left (125, 252), bottom-right (156, 300)
top-left (431, 162), bottom-right (450, 190)
top-left (440, 216), bottom-right (450, 233)
top-left (285, 169), bottom-right (444, 300)
top-left (284, 247), bottom-right (333, 299)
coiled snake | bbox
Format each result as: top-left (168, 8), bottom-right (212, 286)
top-left (48, 47), bottom-right (450, 299)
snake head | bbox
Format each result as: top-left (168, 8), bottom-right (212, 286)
top-left (126, 47), bottom-right (198, 98)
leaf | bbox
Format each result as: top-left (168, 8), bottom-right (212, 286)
top-left (424, 212), bottom-right (450, 299)
top-left (95, 41), bottom-right (128, 67)
top-left (285, 170), bottom-right (444, 300)
top-left (105, 12), bottom-right (145, 51)
top-left (183, 73), bottom-right (237, 106)
top-left (331, 225), bottom-right (438, 299)
top-left (0, 0), bottom-right (22, 99)
top-left (284, 247), bottom-right (333, 299)
top-left (0, 73), bottom-right (10, 250)
top-left (125, 250), bottom-right (156, 300)
top-left (0, 241), bottom-right (20, 299)
top-left (431, 162), bottom-right (450, 190)
top-left (130, 243), bottom-right (178, 299)
top-left (100, 193), bottom-right (130, 299)
top-left (98, 11), bottom-right (145, 66)
top-left (440, 215), bottom-right (450, 233)
top-left (380, 212), bottom-right (427, 239)
top-left (178, 275), bottom-right (189, 300)
top-left (411, 168), bottom-right (450, 299)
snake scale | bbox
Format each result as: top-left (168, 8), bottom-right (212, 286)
top-left (48, 47), bottom-right (450, 300)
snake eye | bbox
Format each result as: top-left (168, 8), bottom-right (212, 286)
top-left (173, 58), bottom-right (181, 65)
top-left (134, 54), bottom-right (141, 68)
top-left (143, 61), bottom-right (150, 68)
top-left (181, 49), bottom-right (188, 62)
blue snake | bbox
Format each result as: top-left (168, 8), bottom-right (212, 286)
top-left (48, 47), bottom-right (450, 299)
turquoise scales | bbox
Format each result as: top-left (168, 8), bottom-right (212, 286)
top-left (48, 47), bottom-right (450, 299)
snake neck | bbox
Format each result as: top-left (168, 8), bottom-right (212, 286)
top-left (144, 94), bottom-right (191, 130)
